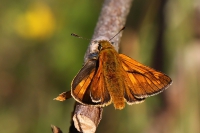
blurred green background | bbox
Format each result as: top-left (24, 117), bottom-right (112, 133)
top-left (0, 0), bottom-right (199, 133)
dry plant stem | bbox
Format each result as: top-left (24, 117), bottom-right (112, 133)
top-left (72, 103), bottom-right (103, 133)
top-left (72, 0), bottom-right (133, 133)
top-left (84, 0), bottom-right (133, 62)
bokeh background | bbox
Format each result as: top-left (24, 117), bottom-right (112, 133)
top-left (0, 0), bottom-right (199, 133)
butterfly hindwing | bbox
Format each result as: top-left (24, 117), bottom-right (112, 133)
top-left (121, 68), bottom-right (146, 104)
top-left (90, 59), bottom-right (111, 107)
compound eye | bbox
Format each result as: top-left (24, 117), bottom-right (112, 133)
top-left (110, 41), bottom-right (114, 45)
top-left (98, 43), bottom-right (102, 51)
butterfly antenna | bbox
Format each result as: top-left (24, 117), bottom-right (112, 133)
top-left (71, 33), bottom-right (91, 41)
top-left (109, 26), bottom-right (125, 41)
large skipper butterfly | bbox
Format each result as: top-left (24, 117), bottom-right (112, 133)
top-left (55, 28), bottom-right (172, 110)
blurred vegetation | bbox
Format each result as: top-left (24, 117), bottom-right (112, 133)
top-left (0, 0), bottom-right (199, 133)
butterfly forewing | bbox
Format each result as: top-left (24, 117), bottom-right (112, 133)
top-left (119, 54), bottom-right (172, 99)
top-left (71, 59), bottom-right (96, 103)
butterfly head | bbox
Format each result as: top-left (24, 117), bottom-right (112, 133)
top-left (88, 39), bottom-right (114, 60)
top-left (97, 40), bottom-right (114, 51)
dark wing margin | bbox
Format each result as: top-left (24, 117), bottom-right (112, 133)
top-left (119, 54), bottom-right (172, 99)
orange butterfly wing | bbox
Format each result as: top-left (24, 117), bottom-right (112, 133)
top-left (71, 59), bottom-right (97, 104)
top-left (123, 76), bottom-right (145, 104)
top-left (89, 59), bottom-right (111, 107)
top-left (119, 54), bottom-right (172, 101)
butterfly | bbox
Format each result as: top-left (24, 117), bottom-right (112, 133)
top-left (54, 39), bottom-right (172, 110)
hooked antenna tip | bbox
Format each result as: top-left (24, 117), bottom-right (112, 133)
top-left (122, 26), bottom-right (125, 30)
